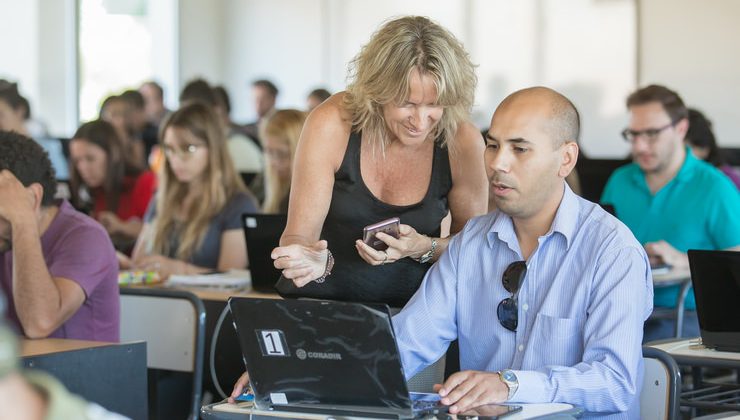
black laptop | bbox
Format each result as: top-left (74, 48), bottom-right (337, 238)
top-left (688, 250), bottom-right (740, 352)
top-left (228, 297), bottom-right (446, 419)
top-left (242, 213), bottom-right (286, 293)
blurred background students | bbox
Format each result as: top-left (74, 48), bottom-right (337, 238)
top-left (120, 89), bottom-right (159, 162)
top-left (180, 79), bottom-right (264, 181)
top-left (242, 79), bottom-right (278, 143)
top-left (99, 94), bottom-right (146, 170)
top-left (260, 109), bottom-right (306, 214)
top-left (129, 102), bottom-right (258, 279)
top-left (685, 108), bottom-right (740, 189)
top-left (139, 80), bottom-right (170, 129)
top-left (306, 88), bottom-right (331, 112)
top-left (0, 83), bottom-right (68, 181)
top-left (602, 85), bottom-right (740, 341)
top-left (69, 120), bottom-right (156, 253)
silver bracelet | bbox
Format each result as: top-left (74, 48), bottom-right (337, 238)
top-left (314, 250), bottom-right (334, 284)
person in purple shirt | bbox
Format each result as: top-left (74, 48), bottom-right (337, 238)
top-left (0, 130), bottom-right (119, 342)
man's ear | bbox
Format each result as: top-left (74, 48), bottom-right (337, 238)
top-left (674, 117), bottom-right (689, 139)
top-left (27, 183), bottom-right (45, 211)
top-left (558, 141), bottom-right (579, 178)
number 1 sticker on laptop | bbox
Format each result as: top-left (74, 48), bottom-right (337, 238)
top-left (256, 330), bottom-right (290, 357)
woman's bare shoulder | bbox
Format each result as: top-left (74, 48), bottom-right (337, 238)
top-left (298, 92), bottom-right (354, 168)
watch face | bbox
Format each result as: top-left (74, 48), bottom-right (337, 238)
top-left (503, 371), bottom-right (516, 382)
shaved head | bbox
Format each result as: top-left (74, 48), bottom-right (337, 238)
top-left (495, 87), bottom-right (580, 147)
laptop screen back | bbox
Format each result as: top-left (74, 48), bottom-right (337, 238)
top-left (688, 250), bottom-right (740, 350)
top-left (228, 297), bottom-right (412, 412)
top-left (242, 214), bottom-right (286, 292)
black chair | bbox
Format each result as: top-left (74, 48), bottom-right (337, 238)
top-left (575, 156), bottom-right (631, 202)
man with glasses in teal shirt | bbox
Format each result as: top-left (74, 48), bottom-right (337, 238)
top-left (601, 84), bottom-right (740, 342)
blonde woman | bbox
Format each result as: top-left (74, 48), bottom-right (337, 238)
top-left (272, 16), bottom-right (488, 307)
top-left (260, 109), bottom-right (307, 214)
top-left (130, 102), bottom-right (258, 279)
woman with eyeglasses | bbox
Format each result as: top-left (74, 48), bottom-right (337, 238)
top-left (69, 119), bottom-right (156, 253)
top-left (260, 109), bottom-right (307, 214)
top-left (128, 102), bottom-right (258, 279)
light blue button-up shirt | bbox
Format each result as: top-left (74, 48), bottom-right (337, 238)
top-left (394, 185), bottom-right (653, 419)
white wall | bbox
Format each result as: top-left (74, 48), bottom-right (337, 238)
top-left (3, 0), bottom-right (740, 154)
top-left (0, 1), bottom-right (40, 107)
top-left (179, 0), bottom-right (225, 90)
top-left (215, 0), bottom-right (636, 157)
top-left (0, 0), bottom-right (77, 137)
top-left (222, 0), bottom-right (325, 123)
top-left (640, 0), bottom-right (740, 149)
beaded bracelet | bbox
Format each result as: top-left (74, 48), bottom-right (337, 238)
top-left (314, 250), bottom-right (334, 284)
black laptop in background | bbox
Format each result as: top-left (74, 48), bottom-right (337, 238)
top-left (228, 297), bottom-right (447, 419)
top-left (242, 213), bottom-right (287, 293)
top-left (688, 250), bottom-right (740, 352)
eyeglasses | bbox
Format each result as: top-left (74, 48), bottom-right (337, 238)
top-left (497, 261), bottom-right (527, 332)
top-left (163, 143), bottom-right (204, 160)
top-left (621, 122), bottom-right (675, 143)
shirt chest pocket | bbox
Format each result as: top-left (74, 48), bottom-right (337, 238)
top-left (524, 313), bottom-right (583, 367)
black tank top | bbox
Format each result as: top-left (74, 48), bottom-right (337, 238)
top-left (276, 131), bottom-right (452, 307)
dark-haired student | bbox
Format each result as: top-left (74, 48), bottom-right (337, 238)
top-left (0, 130), bottom-right (119, 341)
top-left (70, 120), bottom-right (156, 252)
top-left (684, 108), bottom-right (740, 190)
top-left (601, 85), bottom-right (740, 341)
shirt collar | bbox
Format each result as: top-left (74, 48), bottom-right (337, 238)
top-left (631, 146), bottom-right (698, 186)
top-left (675, 146), bottom-right (699, 182)
top-left (487, 183), bottom-right (577, 252)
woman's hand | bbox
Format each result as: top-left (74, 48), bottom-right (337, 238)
top-left (272, 240), bottom-right (329, 287)
top-left (132, 254), bottom-right (183, 280)
top-left (228, 371), bottom-right (250, 403)
top-left (117, 251), bottom-right (133, 269)
top-left (97, 211), bottom-right (124, 235)
top-left (355, 224), bottom-right (432, 265)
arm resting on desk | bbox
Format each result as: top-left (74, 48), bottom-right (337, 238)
top-left (512, 246), bottom-right (652, 414)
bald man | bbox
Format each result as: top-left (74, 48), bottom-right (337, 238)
top-left (393, 87), bottom-right (652, 418)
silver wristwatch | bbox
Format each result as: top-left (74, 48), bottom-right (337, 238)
top-left (418, 238), bottom-right (437, 264)
top-left (498, 369), bottom-right (519, 401)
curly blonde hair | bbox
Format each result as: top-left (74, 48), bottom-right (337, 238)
top-left (344, 16), bottom-right (477, 152)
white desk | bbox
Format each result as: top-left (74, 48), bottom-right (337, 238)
top-left (653, 268), bottom-right (691, 287)
top-left (648, 338), bottom-right (740, 366)
top-left (648, 338), bottom-right (740, 413)
top-left (202, 401), bottom-right (579, 419)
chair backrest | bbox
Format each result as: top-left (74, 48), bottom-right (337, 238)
top-left (120, 287), bottom-right (206, 418)
top-left (642, 346), bottom-right (681, 420)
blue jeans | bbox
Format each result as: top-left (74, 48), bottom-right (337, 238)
top-left (643, 312), bottom-right (700, 343)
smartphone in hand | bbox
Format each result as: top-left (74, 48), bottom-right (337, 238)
top-left (362, 217), bottom-right (400, 251)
